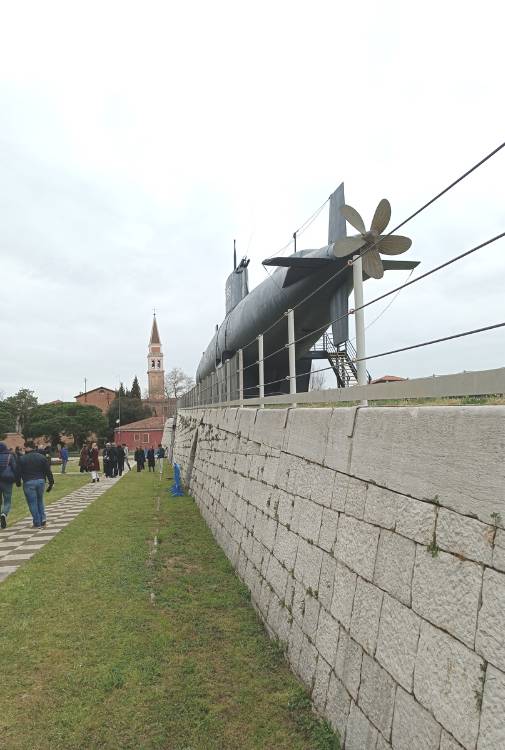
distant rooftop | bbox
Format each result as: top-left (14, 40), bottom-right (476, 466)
top-left (74, 386), bottom-right (116, 398)
top-left (114, 415), bottom-right (165, 430)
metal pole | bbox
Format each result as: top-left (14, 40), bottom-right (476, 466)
top-left (238, 349), bottom-right (244, 406)
top-left (352, 254), bottom-right (368, 406)
top-left (226, 359), bottom-right (231, 402)
top-left (287, 309), bottom-right (297, 407)
top-left (258, 334), bottom-right (264, 408)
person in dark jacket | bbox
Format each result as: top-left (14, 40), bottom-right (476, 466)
top-left (155, 444), bottom-right (165, 475)
top-left (147, 446), bottom-right (155, 472)
top-left (109, 443), bottom-right (119, 477)
top-left (134, 447), bottom-right (145, 472)
top-left (0, 443), bottom-right (21, 529)
top-left (19, 441), bottom-right (54, 528)
top-left (116, 443), bottom-right (125, 476)
top-left (103, 444), bottom-right (112, 478)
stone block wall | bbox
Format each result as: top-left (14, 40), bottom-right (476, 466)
top-left (174, 406), bottom-right (505, 750)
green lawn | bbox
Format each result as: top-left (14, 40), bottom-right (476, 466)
top-left (6, 471), bottom-right (90, 526)
top-left (0, 468), bottom-right (339, 750)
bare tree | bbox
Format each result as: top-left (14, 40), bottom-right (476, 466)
top-left (165, 367), bottom-right (195, 399)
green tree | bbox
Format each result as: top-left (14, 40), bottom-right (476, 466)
top-left (118, 382), bottom-right (126, 398)
top-left (107, 397), bottom-right (152, 434)
top-left (0, 402), bottom-right (16, 439)
top-left (3, 389), bottom-right (38, 431)
top-left (24, 403), bottom-right (108, 448)
top-left (130, 376), bottom-right (142, 400)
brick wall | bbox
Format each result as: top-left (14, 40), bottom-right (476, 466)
top-left (174, 406), bottom-right (505, 750)
top-left (75, 389), bottom-right (116, 414)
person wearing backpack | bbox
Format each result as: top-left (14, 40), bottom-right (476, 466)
top-left (0, 442), bottom-right (21, 529)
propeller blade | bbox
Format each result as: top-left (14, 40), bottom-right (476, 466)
top-left (340, 204), bottom-right (366, 234)
top-left (378, 234), bottom-right (412, 255)
top-left (370, 198), bottom-right (391, 234)
top-left (362, 249), bottom-right (384, 279)
top-left (382, 259), bottom-right (419, 271)
top-left (333, 236), bottom-right (366, 258)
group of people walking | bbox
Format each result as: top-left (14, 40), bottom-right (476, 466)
top-left (0, 441), bottom-right (54, 529)
top-left (0, 439), bottom-right (168, 532)
top-left (79, 442), bottom-right (129, 481)
top-left (79, 442), bottom-right (165, 480)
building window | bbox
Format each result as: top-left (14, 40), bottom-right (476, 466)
top-left (152, 359), bottom-right (155, 368)
top-left (157, 359), bottom-right (161, 368)
top-left (134, 433), bottom-right (140, 442)
top-left (143, 433), bottom-right (149, 443)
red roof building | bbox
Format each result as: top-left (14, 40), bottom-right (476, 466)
top-left (114, 415), bottom-right (165, 451)
top-left (75, 386), bottom-right (117, 414)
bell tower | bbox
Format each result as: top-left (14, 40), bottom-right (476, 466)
top-left (147, 314), bottom-right (165, 400)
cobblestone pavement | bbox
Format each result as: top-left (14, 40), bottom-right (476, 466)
top-left (0, 476), bottom-right (121, 584)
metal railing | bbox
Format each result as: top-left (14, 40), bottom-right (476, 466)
top-left (178, 366), bottom-right (505, 410)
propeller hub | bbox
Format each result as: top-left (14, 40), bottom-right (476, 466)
top-left (363, 230), bottom-right (379, 244)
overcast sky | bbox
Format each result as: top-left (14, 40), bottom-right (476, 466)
top-left (1, 0), bottom-right (504, 403)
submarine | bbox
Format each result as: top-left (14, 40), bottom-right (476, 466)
top-left (196, 183), bottom-right (419, 395)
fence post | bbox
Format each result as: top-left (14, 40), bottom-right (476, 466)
top-left (258, 334), bottom-right (265, 408)
top-left (287, 308), bottom-right (297, 407)
top-left (352, 254), bottom-right (368, 406)
top-left (238, 348), bottom-right (244, 406)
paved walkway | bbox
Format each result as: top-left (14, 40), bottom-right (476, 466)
top-left (0, 476), bottom-right (121, 584)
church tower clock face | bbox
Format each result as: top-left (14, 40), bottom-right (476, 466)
top-left (147, 315), bottom-right (165, 400)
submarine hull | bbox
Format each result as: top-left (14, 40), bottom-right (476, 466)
top-left (196, 245), bottom-right (351, 393)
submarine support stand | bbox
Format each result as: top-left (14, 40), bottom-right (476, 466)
top-left (287, 309), bottom-right (297, 408)
top-left (352, 255), bottom-right (368, 407)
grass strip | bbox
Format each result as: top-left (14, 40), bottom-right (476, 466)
top-left (0, 468), bottom-right (339, 750)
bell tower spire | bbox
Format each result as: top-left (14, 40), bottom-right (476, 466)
top-left (147, 313), bottom-right (164, 400)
